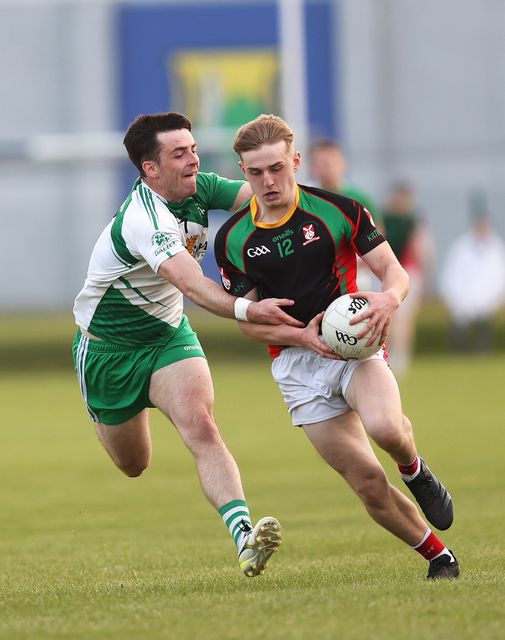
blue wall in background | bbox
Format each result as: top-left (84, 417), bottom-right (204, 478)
top-left (116, 0), bottom-right (339, 282)
top-left (117, 0), bottom-right (339, 137)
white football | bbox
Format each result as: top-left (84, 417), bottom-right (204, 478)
top-left (321, 294), bottom-right (381, 359)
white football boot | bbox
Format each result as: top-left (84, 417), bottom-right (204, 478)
top-left (238, 516), bottom-right (282, 577)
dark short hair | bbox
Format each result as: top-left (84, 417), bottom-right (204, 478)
top-left (123, 112), bottom-right (192, 176)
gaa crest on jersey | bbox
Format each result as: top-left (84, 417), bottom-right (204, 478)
top-left (219, 267), bottom-right (231, 290)
top-left (301, 223), bottom-right (320, 246)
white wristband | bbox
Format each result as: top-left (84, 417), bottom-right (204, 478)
top-left (234, 297), bottom-right (252, 321)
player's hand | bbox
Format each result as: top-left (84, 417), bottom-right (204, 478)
top-left (248, 298), bottom-right (304, 327)
top-left (299, 312), bottom-right (344, 359)
top-left (348, 290), bottom-right (401, 346)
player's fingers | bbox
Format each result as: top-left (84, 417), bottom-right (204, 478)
top-left (349, 291), bottom-right (369, 299)
top-left (379, 320), bottom-right (391, 344)
top-left (279, 311), bottom-right (304, 327)
top-left (348, 310), bottom-right (372, 326)
top-left (272, 298), bottom-right (296, 307)
top-left (366, 321), bottom-right (384, 346)
top-left (316, 343), bottom-right (342, 359)
top-left (308, 311), bottom-right (325, 327)
top-left (355, 318), bottom-right (375, 339)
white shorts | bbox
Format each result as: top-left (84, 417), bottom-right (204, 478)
top-left (271, 347), bottom-right (386, 427)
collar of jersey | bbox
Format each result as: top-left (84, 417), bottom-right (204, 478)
top-left (140, 179), bottom-right (168, 205)
top-left (140, 178), bottom-right (186, 209)
top-left (250, 186), bottom-right (300, 229)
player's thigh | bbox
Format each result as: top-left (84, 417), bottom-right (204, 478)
top-left (303, 410), bottom-right (386, 489)
top-left (149, 357), bottom-right (216, 435)
top-left (344, 359), bottom-right (404, 439)
top-left (95, 408), bottom-right (151, 475)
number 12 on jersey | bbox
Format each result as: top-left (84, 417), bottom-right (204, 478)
top-left (276, 238), bottom-right (294, 258)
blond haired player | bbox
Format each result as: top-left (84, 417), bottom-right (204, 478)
top-left (215, 115), bottom-right (458, 580)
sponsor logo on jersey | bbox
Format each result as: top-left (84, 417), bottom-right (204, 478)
top-left (152, 231), bottom-right (179, 256)
top-left (272, 229), bottom-right (294, 243)
top-left (367, 229), bottom-right (381, 242)
top-left (152, 231), bottom-right (172, 247)
top-left (302, 223), bottom-right (320, 246)
top-left (219, 267), bottom-right (231, 290)
top-left (247, 245), bottom-right (271, 257)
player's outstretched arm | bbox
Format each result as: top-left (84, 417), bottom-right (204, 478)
top-left (158, 251), bottom-right (303, 327)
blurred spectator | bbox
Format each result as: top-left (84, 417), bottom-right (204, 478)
top-left (308, 139), bottom-right (381, 223)
top-left (308, 139), bottom-right (381, 290)
top-left (439, 204), bottom-right (505, 353)
top-left (382, 182), bottom-right (434, 374)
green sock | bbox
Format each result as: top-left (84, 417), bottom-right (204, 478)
top-left (219, 499), bottom-right (253, 549)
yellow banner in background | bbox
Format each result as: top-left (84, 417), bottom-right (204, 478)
top-left (171, 49), bottom-right (279, 128)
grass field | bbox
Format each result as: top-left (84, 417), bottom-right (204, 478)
top-left (1, 348), bottom-right (504, 640)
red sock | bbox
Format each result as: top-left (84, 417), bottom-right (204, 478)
top-left (413, 529), bottom-right (446, 561)
top-left (398, 456), bottom-right (420, 476)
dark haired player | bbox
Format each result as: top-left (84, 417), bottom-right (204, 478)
top-left (72, 112), bottom-right (306, 576)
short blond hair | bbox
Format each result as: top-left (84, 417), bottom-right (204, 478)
top-left (233, 114), bottom-right (294, 156)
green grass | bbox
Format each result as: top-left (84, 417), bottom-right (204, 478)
top-left (1, 354), bottom-right (504, 639)
top-left (1, 303), bottom-right (504, 372)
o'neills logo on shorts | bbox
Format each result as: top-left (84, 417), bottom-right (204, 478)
top-left (184, 345), bottom-right (201, 351)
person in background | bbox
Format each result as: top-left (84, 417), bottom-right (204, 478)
top-left (308, 139), bottom-right (382, 291)
top-left (439, 198), bottom-right (505, 353)
top-left (382, 182), bottom-right (434, 374)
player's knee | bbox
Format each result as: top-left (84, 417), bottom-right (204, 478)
top-left (183, 412), bottom-right (222, 450)
top-left (353, 467), bottom-right (390, 510)
top-left (402, 414), bottom-right (414, 437)
top-left (118, 456), bottom-right (150, 477)
top-left (371, 416), bottom-right (405, 452)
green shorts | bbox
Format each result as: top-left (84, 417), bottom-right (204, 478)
top-left (72, 315), bottom-right (205, 426)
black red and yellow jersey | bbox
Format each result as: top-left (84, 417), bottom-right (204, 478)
top-left (214, 184), bottom-right (385, 327)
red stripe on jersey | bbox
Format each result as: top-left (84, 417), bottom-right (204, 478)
top-left (329, 235), bottom-right (358, 296)
top-left (351, 200), bottom-right (361, 245)
top-left (298, 205), bottom-right (358, 295)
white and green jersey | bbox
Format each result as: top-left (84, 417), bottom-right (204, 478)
top-left (73, 172), bottom-right (243, 346)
